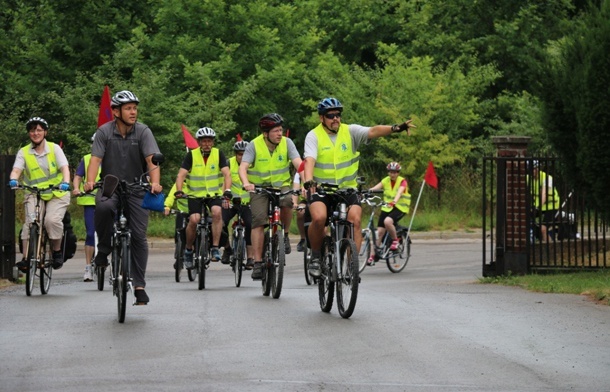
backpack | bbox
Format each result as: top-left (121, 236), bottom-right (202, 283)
top-left (60, 211), bottom-right (78, 262)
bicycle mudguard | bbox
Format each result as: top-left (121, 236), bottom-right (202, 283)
top-left (102, 175), bottom-right (120, 198)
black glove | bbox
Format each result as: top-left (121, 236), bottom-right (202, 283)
top-left (392, 122), bottom-right (410, 133)
top-left (174, 190), bottom-right (185, 198)
top-left (223, 190), bottom-right (233, 199)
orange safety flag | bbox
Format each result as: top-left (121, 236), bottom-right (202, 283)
top-left (181, 124), bottom-right (198, 149)
top-left (424, 161), bottom-right (438, 189)
top-left (97, 85), bottom-right (113, 128)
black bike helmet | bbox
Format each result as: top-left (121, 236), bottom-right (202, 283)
top-left (110, 90), bottom-right (140, 108)
top-left (233, 140), bottom-right (249, 151)
top-left (25, 117), bottom-right (49, 131)
top-left (317, 97), bottom-right (343, 115)
top-left (258, 113), bottom-right (284, 132)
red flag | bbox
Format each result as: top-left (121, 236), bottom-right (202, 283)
top-left (181, 124), bottom-right (198, 149)
top-left (424, 161), bottom-right (438, 189)
top-left (286, 129), bottom-right (290, 138)
top-left (59, 140), bottom-right (64, 149)
top-left (97, 85), bottom-right (113, 128)
top-left (236, 133), bottom-right (242, 142)
top-left (297, 160), bottom-right (305, 174)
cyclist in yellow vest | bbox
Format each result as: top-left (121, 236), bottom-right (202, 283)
top-left (302, 97), bottom-right (415, 278)
top-left (529, 160), bottom-right (561, 242)
top-left (239, 113), bottom-right (302, 280)
top-left (72, 133), bottom-right (101, 281)
top-left (366, 162), bottom-right (411, 264)
top-left (10, 117), bottom-right (71, 271)
top-left (220, 140), bottom-right (254, 267)
top-left (175, 127), bottom-right (232, 266)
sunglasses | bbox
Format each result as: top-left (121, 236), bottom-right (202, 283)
top-left (324, 113), bottom-right (342, 120)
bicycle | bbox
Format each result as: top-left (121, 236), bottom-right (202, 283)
top-left (13, 184), bottom-right (59, 296)
top-left (228, 198), bottom-right (248, 288)
top-left (251, 187), bottom-right (298, 299)
top-left (360, 194), bottom-right (411, 273)
top-left (298, 205), bottom-right (315, 286)
top-left (308, 183), bottom-right (360, 319)
top-left (168, 209), bottom-right (193, 283)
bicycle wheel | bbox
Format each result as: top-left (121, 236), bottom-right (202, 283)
top-left (261, 234), bottom-right (272, 296)
top-left (96, 263), bottom-right (105, 291)
top-left (233, 231), bottom-right (245, 287)
top-left (336, 238), bottom-right (359, 319)
top-left (303, 240), bottom-right (313, 285)
top-left (271, 229), bottom-right (285, 299)
top-left (318, 237), bottom-right (334, 313)
top-left (387, 230), bottom-right (411, 273)
top-left (117, 236), bottom-right (129, 323)
top-left (197, 231), bottom-right (208, 290)
top-left (25, 225), bottom-right (39, 296)
top-left (358, 228), bottom-right (372, 273)
top-left (174, 234), bottom-right (184, 283)
top-left (39, 232), bottom-right (52, 295)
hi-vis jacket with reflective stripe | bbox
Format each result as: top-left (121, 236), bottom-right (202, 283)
top-left (21, 142), bottom-right (67, 201)
top-left (188, 148), bottom-right (221, 196)
top-left (312, 123), bottom-right (359, 189)
top-left (381, 175), bottom-right (411, 214)
top-left (246, 135), bottom-right (291, 187)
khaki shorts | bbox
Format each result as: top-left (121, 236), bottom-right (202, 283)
top-left (251, 186), bottom-right (293, 227)
top-left (21, 192), bottom-right (70, 241)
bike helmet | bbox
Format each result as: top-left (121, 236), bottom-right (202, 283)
top-left (91, 133), bottom-right (96, 142)
top-left (387, 162), bottom-right (401, 171)
top-left (317, 97), bottom-right (343, 115)
top-left (25, 117), bottom-right (49, 131)
top-left (195, 127), bottom-right (216, 139)
top-left (233, 140), bottom-right (249, 151)
top-left (258, 113), bottom-right (284, 132)
top-left (110, 90), bottom-right (140, 108)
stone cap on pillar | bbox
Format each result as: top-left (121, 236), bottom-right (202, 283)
top-left (492, 136), bottom-right (531, 157)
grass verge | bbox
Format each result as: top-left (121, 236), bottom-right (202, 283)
top-left (479, 270), bottom-right (610, 305)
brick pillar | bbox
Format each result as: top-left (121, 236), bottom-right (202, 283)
top-left (492, 136), bottom-right (530, 275)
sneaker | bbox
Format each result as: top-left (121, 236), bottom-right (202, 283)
top-left (16, 259), bottom-right (28, 272)
top-left (83, 268), bottom-right (93, 282)
top-left (389, 239), bottom-right (399, 251)
top-left (308, 257), bottom-right (321, 278)
top-left (211, 247), bottom-right (221, 261)
top-left (296, 238), bottom-right (306, 252)
top-left (134, 289), bottom-right (149, 305)
top-left (284, 236), bottom-right (291, 254)
top-left (367, 255), bottom-right (375, 266)
top-left (52, 251), bottom-right (64, 270)
top-left (245, 258), bottom-right (255, 270)
top-left (93, 252), bottom-right (109, 268)
top-left (251, 262), bottom-right (263, 280)
top-left (221, 248), bottom-right (232, 265)
top-left (183, 249), bottom-right (194, 269)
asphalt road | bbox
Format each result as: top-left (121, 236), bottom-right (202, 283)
top-left (1, 238), bottom-right (609, 392)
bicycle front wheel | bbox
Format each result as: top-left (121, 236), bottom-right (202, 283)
top-left (117, 236), bottom-right (130, 323)
top-left (233, 231), bottom-right (245, 288)
top-left (25, 225), bottom-right (39, 296)
top-left (197, 232), bottom-right (208, 290)
top-left (262, 234), bottom-right (272, 296)
top-left (175, 234), bottom-right (184, 283)
top-left (336, 238), bottom-right (359, 319)
top-left (359, 228), bottom-right (372, 273)
top-left (303, 240), bottom-right (313, 285)
top-left (96, 263), bottom-right (105, 291)
top-left (386, 230), bottom-right (411, 273)
top-left (271, 229), bottom-right (285, 299)
top-left (39, 232), bottom-right (52, 295)
top-left (318, 237), bottom-right (334, 313)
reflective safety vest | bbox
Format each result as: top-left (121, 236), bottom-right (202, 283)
top-left (381, 176), bottom-right (411, 214)
top-left (529, 171), bottom-right (560, 211)
top-left (312, 123), bottom-right (359, 189)
top-left (247, 135), bottom-right (291, 187)
top-left (21, 142), bottom-right (67, 201)
top-left (188, 148), bottom-right (221, 196)
top-left (77, 154), bottom-right (100, 206)
top-left (164, 182), bottom-right (189, 213)
top-left (229, 156), bottom-right (250, 203)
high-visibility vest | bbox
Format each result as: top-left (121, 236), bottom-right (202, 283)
top-left (246, 134), bottom-right (291, 187)
top-left (164, 182), bottom-right (189, 213)
top-left (530, 171), bottom-right (560, 211)
top-left (312, 123), bottom-right (359, 189)
top-left (77, 154), bottom-right (100, 206)
top-left (188, 148), bottom-right (221, 196)
top-left (229, 156), bottom-right (250, 203)
top-left (21, 142), bottom-right (67, 201)
top-left (381, 176), bottom-right (411, 214)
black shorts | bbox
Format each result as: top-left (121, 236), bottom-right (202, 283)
top-left (377, 207), bottom-right (405, 228)
top-left (188, 197), bottom-right (222, 215)
top-left (309, 192), bottom-right (360, 212)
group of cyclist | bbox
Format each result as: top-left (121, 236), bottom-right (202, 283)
top-left (9, 90), bottom-right (415, 304)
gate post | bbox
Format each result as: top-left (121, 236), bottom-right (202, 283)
top-left (0, 155), bottom-right (16, 280)
top-left (492, 136), bottom-right (530, 275)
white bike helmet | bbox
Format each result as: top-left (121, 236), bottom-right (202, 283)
top-left (195, 127), bottom-right (216, 139)
top-left (26, 117), bottom-right (49, 131)
top-left (110, 90), bottom-right (140, 108)
top-left (233, 140), bottom-right (249, 151)
top-left (387, 162), bottom-right (401, 171)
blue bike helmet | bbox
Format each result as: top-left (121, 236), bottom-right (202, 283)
top-left (317, 97), bottom-right (343, 115)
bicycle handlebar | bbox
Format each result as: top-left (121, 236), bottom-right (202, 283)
top-left (246, 186), bottom-right (299, 198)
top-left (12, 184), bottom-right (61, 194)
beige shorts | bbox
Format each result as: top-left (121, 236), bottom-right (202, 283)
top-left (21, 192), bottom-right (70, 241)
top-left (250, 186), bottom-right (293, 227)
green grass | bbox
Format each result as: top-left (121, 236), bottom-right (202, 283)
top-left (479, 270), bottom-right (610, 305)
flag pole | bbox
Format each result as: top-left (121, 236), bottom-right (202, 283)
top-left (405, 180), bottom-right (426, 240)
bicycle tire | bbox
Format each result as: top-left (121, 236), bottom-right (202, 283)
top-left (386, 231), bottom-right (411, 273)
top-left (271, 229), bottom-right (285, 299)
top-left (318, 237), bottom-right (334, 312)
top-left (359, 228), bottom-right (372, 273)
top-left (25, 225), bottom-right (39, 296)
top-left (175, 234), bottom-right (184, 283)
top-left (117, 236), bottom-right (129, 323)
top-left (233, 230), bottom-right (245, 287)
top-left (303, 240), bottom-right (313, 285)
top-left (262, 235), bottom-right (272, 296)
top-left (96, 264), bottom-right (105, 291)
top-left (336, 238), bottom-right (359, 319)
top-left (39, 232), bottom-right (52, 295)
top-left (188, 266), bottom-right (197, 282)
top-left (197, 230), bottom-right (208, 290)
